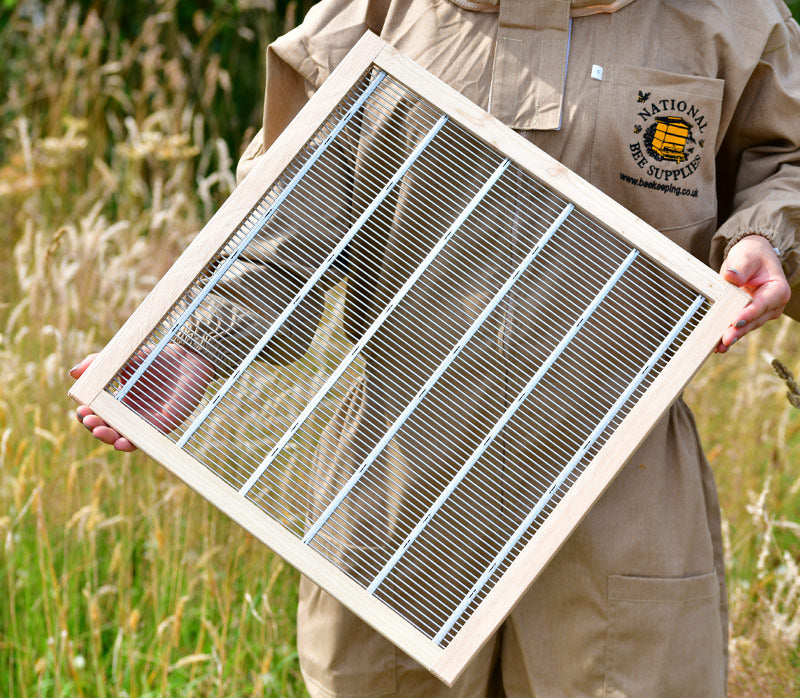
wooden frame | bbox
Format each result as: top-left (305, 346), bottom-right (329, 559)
top-left (70, 32), bottom-right (748, 685)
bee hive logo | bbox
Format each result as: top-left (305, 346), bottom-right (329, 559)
top-left (643, 116), bottom-right (693, 163)
top-left (621, 89), bottom-right (708, 196)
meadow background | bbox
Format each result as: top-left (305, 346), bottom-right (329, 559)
top-left (1, 0), bottom-right (799, 695)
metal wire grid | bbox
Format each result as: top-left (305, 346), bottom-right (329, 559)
top-left (105, 67), bottom-right (710, 646)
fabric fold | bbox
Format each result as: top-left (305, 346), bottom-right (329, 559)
top-left (489, 0), bottom-right (572, 131)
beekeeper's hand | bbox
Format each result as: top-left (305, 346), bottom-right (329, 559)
top-left (716, 234), bottom-right (791, 353)
top-left (69, 344), bottom-right (214, 451)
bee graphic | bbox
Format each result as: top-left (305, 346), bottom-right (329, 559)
top-left (633, 125), bottom-right (642, 134)
top-left (637, 90), bottom-right (651, 103)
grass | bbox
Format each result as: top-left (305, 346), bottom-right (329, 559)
top-left (1, 2), bottom-right (309, 694)
top-left (1, 1), bottom-right (799, 695)
top-left (686, 322), bottom-right (800, 697)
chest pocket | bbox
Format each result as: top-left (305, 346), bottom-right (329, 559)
top-left (590, 64), bottom-right (724, 234)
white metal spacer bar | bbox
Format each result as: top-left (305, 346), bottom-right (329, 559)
top-left (432, 289), bottom-right (704, 645)
top-left (371, 248), bottom-right (639, 598)
top-left (302, 202), bottom-right (575, 546)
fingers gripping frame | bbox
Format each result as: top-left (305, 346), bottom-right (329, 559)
top-left (70, 32), bottom-right (747, 685)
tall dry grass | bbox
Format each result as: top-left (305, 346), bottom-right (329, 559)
top-left (0, 1), bottom-right (798, 696)
top-left (687, 323), bottom-right (800, 697)
top-left (1, 1), bottom-right (308, 695)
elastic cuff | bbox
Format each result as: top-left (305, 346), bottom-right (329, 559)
top-left (722, 227), bottom-right (783, 261)
top-left (173, 331), bottom-right (225, 376)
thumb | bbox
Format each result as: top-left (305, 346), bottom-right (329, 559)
top-left (722, 254), bottom-right (758, 287)
top-left (721, 235), bottom-right (777, 288)
top-left (68, 353), bottom-right (98, 380)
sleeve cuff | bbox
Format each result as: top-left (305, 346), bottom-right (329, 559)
top-left (173, 328), bottom-right (228, 376)
top-left (721, 226), bottom-right (784, 261)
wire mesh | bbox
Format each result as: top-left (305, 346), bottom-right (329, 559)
top-left (105, 66), bottom-right (711, 647)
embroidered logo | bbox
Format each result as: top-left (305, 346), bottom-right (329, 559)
top-left (643, 116), bottom-right (693, 163)
top-left (620, 90), bottom-right (708, 198)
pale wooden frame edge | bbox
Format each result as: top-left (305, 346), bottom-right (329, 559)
top-left (69, 31), bottom-right (390, 406)
top-left (431, 286), bottom-right (747, 684)
top-left (88, 389), bottom-right (442, 669)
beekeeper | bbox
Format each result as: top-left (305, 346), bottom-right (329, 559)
top-left (73, 0), bottom-right (799, 696)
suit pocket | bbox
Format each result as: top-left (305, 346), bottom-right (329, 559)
top-left (591, 64), bottom-right (724, 233)
top-left (605, 572), bottom-right (725, 698)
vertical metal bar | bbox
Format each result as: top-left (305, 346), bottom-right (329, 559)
top-left (115, 70), bottom-right (388, 402)
top-left (237, 113), bottom-right (450, 494)
top-left (431, 291), bottom-right (705, 645)
top-left (302, 203), bottom-right (575, 546)
top-left (367, 248), bottom-right (639, 595)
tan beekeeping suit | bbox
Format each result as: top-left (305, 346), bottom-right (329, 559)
top-left (182, 0), bottom-right (800, 695)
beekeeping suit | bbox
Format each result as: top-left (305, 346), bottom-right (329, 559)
top-left (179, 0), bottom-right (800, 695)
